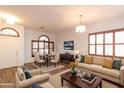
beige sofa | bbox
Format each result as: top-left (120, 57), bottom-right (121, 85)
top-left (15, 69), bottom-right (54, 88)
top-left (77, 56), bottom-right (124, 87)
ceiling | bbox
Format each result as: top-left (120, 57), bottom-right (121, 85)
top-left (0, 5), bottom-right (124, 33)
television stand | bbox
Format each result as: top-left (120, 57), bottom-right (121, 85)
top-left (60, 53), bottom-right (75, 64)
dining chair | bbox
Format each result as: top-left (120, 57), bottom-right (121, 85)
top-left (51, 51), bottom-right (55, 56)
top-left (50, 53), bottom-right (60, 67)
top-left (35, 52), bottom-right (46, 67)
top-left (50, 51), bottom-right (56, 60)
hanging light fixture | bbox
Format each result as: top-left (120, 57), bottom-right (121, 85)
top-left (75, 15), bottom-right (86, 33)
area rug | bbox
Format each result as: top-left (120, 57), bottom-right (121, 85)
top-left (50, 69), bottom-right (119, 88)
top-left (39, 65), bottom-right (65, 73)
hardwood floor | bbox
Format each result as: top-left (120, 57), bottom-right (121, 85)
top-left (0, 67), bottom-right (17, 88)
top-left (0, 67), bottom-right (17, 83)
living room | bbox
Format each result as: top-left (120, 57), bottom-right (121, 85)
top-left (0, 4), bottom-right (124, 90)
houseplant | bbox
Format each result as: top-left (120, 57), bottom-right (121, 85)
top-left (68, 62), bottom-right (78, 76)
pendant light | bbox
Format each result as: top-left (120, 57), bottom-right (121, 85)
top-left (75, 15), bottom-right (86, 33)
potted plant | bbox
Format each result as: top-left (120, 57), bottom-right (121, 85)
top-left (68, 62), bottom-right (78, 76)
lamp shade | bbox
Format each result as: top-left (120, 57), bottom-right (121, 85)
top-left (74, 50), bottom-right (79, 54)
top-left (76, 25), bottom-right (86, 33)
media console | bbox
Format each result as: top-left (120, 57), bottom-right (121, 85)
top-left (59, 53), bottom-right (75, 64)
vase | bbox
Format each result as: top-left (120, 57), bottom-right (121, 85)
top-left (70, 68), bottom-right (77, 76)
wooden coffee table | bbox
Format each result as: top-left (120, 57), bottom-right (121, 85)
top-left (61, 71), bottom-right (102, 88)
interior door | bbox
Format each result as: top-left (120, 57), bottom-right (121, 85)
top-left (0, 36), bottom-right (19, 69)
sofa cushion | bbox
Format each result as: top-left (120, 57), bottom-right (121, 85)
top-left (89, 64), bottom-right (103, 72)
top-left (84, 56), bottom-right (93, 64)
top-left (78, 63), bottom-right (103, 73)
top-left (17, 68), bottom-right (26, 81)
top-left (93, 56), bottom-right (104, 66)
top-left (78, 63), bottom-right (92, 70)
top-left (103, 58), bottom-right (113, 69)
top-left (101, 68), bottom-right (120, 79)
top-left (80, 55), bottom-right (85, 63)
top-left (113, 59), bottom-right (121, 70)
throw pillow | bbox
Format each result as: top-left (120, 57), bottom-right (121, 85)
top-left (103, 58), bottom-right (113, 69)
top-left (93, 56), bottom-right (104, 66)
top-left (113, 59), bottom-right (121, 70)
top-left (17, 67), bottom-right (26, 81)
top-left (32, 83), bottom-right (43, 88)
top-left (84, 56), bottom-right (93, 64)
top-left (80, 55), bottom-right (85, 63)
top-left (23, 68), bottom-right (32, 79)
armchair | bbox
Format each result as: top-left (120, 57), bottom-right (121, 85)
top-left (15, 68), bottom-right (54, 88)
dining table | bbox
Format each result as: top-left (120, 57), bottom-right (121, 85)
top-left (41, 54), bottom-right (55, 67)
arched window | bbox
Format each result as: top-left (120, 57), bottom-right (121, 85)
top-left (32, 35), bottom-right (54, 56)
top-left (38, 35), bottom-right (49, 41)
top-left (0, 27), bottom-right (19, 37)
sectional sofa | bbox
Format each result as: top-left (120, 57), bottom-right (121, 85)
top-left (77, 56), bottom-right (124, 87)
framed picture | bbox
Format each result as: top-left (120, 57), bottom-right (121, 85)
top-left (64, 41), bottom-right (74, 50)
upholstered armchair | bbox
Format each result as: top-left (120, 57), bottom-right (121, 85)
top-left (15, 68), bottom-right (54, 88)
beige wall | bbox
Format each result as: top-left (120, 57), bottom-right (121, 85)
top-left (24, 28), bottom-right (56, 63)
top-left (56, 17), bottom-right (124, 55)
top-left (0, 23), bottom-right (24, 69)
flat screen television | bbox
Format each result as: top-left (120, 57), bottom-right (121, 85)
top-left (64, 41), bottom-right (74, 50)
